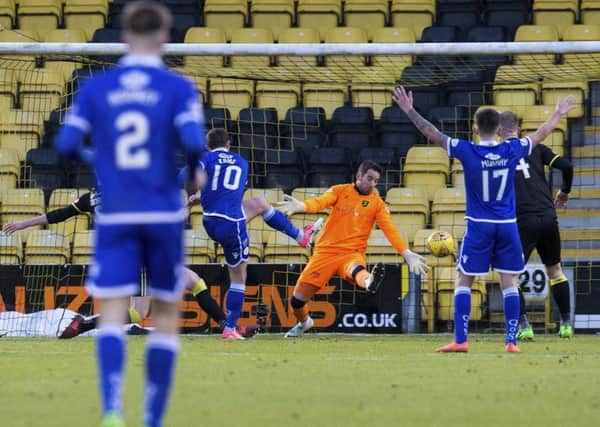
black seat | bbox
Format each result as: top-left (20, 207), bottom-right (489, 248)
top-left (377, 107), bottom-right (420, 158)
top-left (437, 0), bottom-right (482, 34)
top-left (428, 106), bottom-right (469, 139)
top-left (484, 1), bottom-right (530, 39)
top-left (26, 148), bottom-right (65, 203)
top-left (400, 65), bottom-right (445, 115)
top-left (68, 162), bottom-right (96, 189)
top-left (307, 147), bottom-right (352, 187)
top-left (280, 107), bottom-right (327, 157)
top-left (329, 106), bottom-right (375, 160)
top-left (263, 149), bottom-right (305, 193)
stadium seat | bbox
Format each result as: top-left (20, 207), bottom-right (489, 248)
top-left (513, 25), bottom-right (559, 66)
top-left (390, 0), bottom-right (436, 41)
top-left (18, 69), bottom-right (65, 114)
top-left (0, 134), bottom-right (37, 163)
top-left (428, 106), bottom-right (468, 139)
top-left (0, 68), bottom-right (16, 111)
top-left (443, 68), bottom-right (490, 115)
top-left (0, 30), bottom-right (39, 66)
top-left (43, 29), bottom-right (88, 79)
top-left (403, 146), bottom-right (450, 201)
top-left (277, 27), bottom-right (320, 70)
top-left (0, 0), bottom-right (15, 29)
top-left (250, 0), bottom-right (294, 41)
top-left (371, 27), bottom-right (415, 70)
top-left (216, 229), bottom-right (263, 263)
top-left (229, 28), bottom-right (274, 69)
top-left (0, 148), bottom-right (19, 193)
top-left (421, 25), bottom-right (460, 42)
top-left (483, 1), bottom-right (531, 39)
top-left (329, 106), bottom-right (375, 159)
top-left (306, 147), bottom-right (352, 188)
top-left (0, 231), bottom-right (22, 264)
top-left (385, 187), bottom-right (429, 241)
top-left (67, 161), bottom-right (96, 188)
top-left (203, 0), bottom-right (247, 41)
top-left (263, 230), bottom-right (310, 263)
top-left (324, 27), bottom-right (368, 68)
top-left (357, 147), bottom-right (400, 195)
top-left (255, 82), bottom-right (301, 120)
top-left (297, 0), bottom-right (341, 41)
top-left (303, 83), bottom-right (348, 119)
top-left (351, 84), bottom-right (395, 120)
top-left (366, 228), bottom-right (407, 263)
top-left (164, 0), bottom-right (203, 41)
top-left (435, 266), bottom-right (485, 321)
top-left (184, 27), bottom-right (227, 69)
top-left (431, 187), bottom-right (466, 239)
top-left (400, 65), bottom-right (444, 115)
top-left (280, 107), bottom-right (327, 157)
top-left (204, 107), bottom-right (232, 132)
top-left (262, 149), bottom-right (305, 193)
top-left (344, 0), bottom-right (388, 40)
top-left (209, 79), bottom-right (253, 120)
top-left (236, 107), bottom-right (279, 170)
top-left (25, 230), bottom-right (70, 264)
top-left (184, 228), bottom-right (215, 264)
top-left (436, 0), bottom-right (481, 35)
top-left (465, 26), bottom-right (510, 69)
top-left (26, 148), bottom-right (65, 202)
top-left (581, 0), bottom-right (600, 25)
top-left (377, 106), bottom-right (420, 158)
top-left (533, 0), bottom-right (578, 38)
top-left (244, 188), bottom-right (285, 205)
top-left (493, 69), bottom-right (539, 116)
top-left (0, 111), bottom-right (44, 144)
top-left (17, 0), bottom-right (61, 38)
top-left (541, 79), bottom-right (587, 119)
top-left (0, 188), bottom-right (45, 241)
top-left (71, 230), bottom-right (94, 264)
top-left (562, 25), bottom-right (600, 74)
top-left (48, 188), bottom-right (89, 236)
top-left (451, 159), bottom-right (464, 187)
top-left (63, 0), bottom-right (108, 40)
top-left (519, 105), bottom-right (567, 155)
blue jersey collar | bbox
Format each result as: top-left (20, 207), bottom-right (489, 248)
top-left (479, 140), bottom-right (499, 146)
top-left (212, 147), bottom-right (229, 152)
top-left (119, 54), bottom-right (164, 68)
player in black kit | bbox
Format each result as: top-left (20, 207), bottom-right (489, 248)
top-left (498, 111), bottom-right (574, 340)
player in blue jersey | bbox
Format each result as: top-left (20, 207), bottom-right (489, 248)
top-left (393, 86), bottom-right (576, 353)
top-left (55, 2), bottom-right (203, 426)
top-left (188, 128), bottom-right (322, 339)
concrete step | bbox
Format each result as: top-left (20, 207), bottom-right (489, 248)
top-left (572, 158), bottom-right (600, 167)
top-left (567, 198), bottom-right (600, 208)
top-left (572, 146), bottom-right (600, 158)
top-left (583, 126), bottom-right (600, 145)
top-left (558, 216), bottom-right (600, 229)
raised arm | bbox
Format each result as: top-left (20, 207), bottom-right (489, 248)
top-left (528, 96), bottom-right (577, 148)
top-left (275, 188), bottom-right (339, 217)
top-left (392, 86), bottom-right (450, 149)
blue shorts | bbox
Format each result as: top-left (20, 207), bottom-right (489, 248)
top-left (86, 222), bottom-right (185, 302)
top-left (203, 216), bottom-right (249, 267)
top-left (457, 219), bottom-right (525, 276)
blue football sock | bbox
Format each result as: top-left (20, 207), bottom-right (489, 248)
top-left (225, 283), bottom-right (246, 329)
top-left (454, 286), bottom-right (471, 344)
top-left (503, 287), bottom-right (520, 345)
top-left (263, 206), bottom-right (302, 241)
top-left (96, 324), bottom-right (125, 416)
top-left (144, 334), bottom-right (180, 427)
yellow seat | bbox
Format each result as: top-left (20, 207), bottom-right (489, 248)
top-left (351, 84), bottom-right (394, 119)
top-left (0, 231), bottom-right (22, 264)
top-left (324, 27), bottom-right (368, 68)
top-left (0, 0), bottom-right (15, 29)
top-left (541, 80), bottom-right (587, 118)
top-left (303, 83), bottom-right (348, 119)
top-left (216, 228), bottom-right (263, 263)
top-left (451, 159), bottom-right (464, 187)
top-left (47, 188), bottom-right (90, 236)
top-left (255, 82), bottom-right (301, 119)
top-left (532, 0), bottom-right (578, 38)
top-left (391, 0), bottom-right (436, 41)
top-left (25, 229), bottom-right (70, 264)
top-left (250, 0), bottom-right (294, 40)
top-left (372, 27), bottom-right (415, 69)
top-left (0, 29), bottom-right (39, 67)
top-left (204, 0), bottom-right (247, 41)
top-left (230, 28), bottom-right (274, 69)
top-left (385, 187), bottom-right (429, 242)
top-left (344, 0), bottom-right (388, 40)
top-left (297, 0), bottom-right (342, 41)
top-left (277, 27), bottom-right (320, 78)
top-left (209, 79), bottom-right (254, 119)
top-left (263, 230), bottom-right (310, 263)
top-left (0, 111), bottom-right (44, 144)
top-left (184, 27), bottom-right (226, 70)
top-left (513, 25), bottom-right (558, 65)
top-left (403, 146), bottom-right (450, 201)
top-left (520, 105), bottom-right (566, 156)
top-left (18, 69), bottom-right (65, 114)
top-left (17, 0), bottom-right (61, 37)
top-left (71, 229), bottom-right (94, 264)
top-left (0, 148), bottom-right (19, 192)
top-left (0, 68), bottom-right (16, 111)
top-left (493, 83), bottom-right (539, 114)
top-left (367, 228), bottom-right (406, 263)
top-left (244, 188), bottom-right (285, 204)
top-left (562, 25), bottom-right (600, 77)
top-left (63, 0), bottom-right (108, 40)
top-left (431, 187), bottom-right (466, 240)
top-left (184, 228), bottom-right (215, 264)
top-left (42, 29), bottom-right (88, 78)
top-left (435, 266), bottom-right (485, 321)
top-left (0, 134), bottom-right (36, 163)
top-left (581, 0), bottom-right (600, 25)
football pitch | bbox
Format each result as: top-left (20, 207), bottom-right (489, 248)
top-left (2, 334), bottom-right (600, 427)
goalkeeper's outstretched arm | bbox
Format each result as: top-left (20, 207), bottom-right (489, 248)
top-left (392, 86), bottom-right (450, 149)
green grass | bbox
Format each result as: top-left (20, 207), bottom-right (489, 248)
top-left (2, 334), bottom-right (600, 427)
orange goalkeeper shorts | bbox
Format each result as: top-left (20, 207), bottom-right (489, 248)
top-left (297, 251), bottom-right (366, 289)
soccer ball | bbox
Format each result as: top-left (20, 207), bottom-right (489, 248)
top-left (427, 230), bottom-right (455, 257)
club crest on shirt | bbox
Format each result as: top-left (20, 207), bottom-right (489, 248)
top-left (361, 200), bottom-right (370, 208)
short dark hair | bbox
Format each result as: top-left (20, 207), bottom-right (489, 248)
top-left (122, 1), bottom-right (172, 35)
top-left (358, 160), bottom-right (383, 176)
top-left (207, 128), bottom-right (229, 150)
top-left (475, 108), bottom-right (500, 135)
top-left (498, 111), bottom-right (520, 135)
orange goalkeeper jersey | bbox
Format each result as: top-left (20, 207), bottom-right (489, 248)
top-left (303, 184), bottom-right (408, 254)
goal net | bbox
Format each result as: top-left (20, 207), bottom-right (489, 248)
top-left (0, 40), bottom-right (598, 336)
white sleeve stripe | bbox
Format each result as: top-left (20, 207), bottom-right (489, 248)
top-left (523, 136), bottom-right (533, 156)
top-left (174, 111), bottom-right (202, 127)
top-left (64, 114), bottom-right (90, 133)
top-left (446, 136), bottom-right (451, 156)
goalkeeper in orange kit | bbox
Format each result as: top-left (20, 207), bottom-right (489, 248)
top-left (276, 160), bottom-right (428, 338)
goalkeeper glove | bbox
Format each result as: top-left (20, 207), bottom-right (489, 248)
top-left (401, 249), bottom-right (428, 276)
top-left (274, 194), bottom-right (305, 217)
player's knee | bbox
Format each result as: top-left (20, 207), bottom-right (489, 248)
top-left (291, 296), bottom-right (306, 309)
top-left (546, 263), bottom-right (563, 279)
top-left (255, 196), bottom-right (271, 213)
